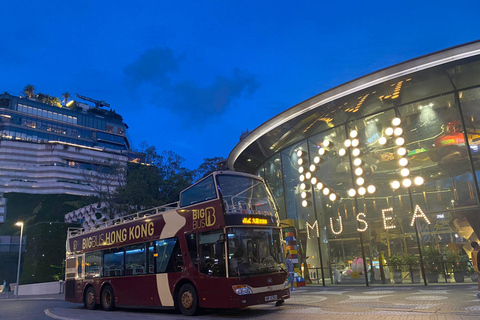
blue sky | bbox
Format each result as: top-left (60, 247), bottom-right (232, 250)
top-left (1, 1), bottom-right (479, 169)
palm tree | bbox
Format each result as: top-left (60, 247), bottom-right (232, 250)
top-left (23, 84), bottom-right (35, 99)
top-left (62, 92), bottom-right (71, 107)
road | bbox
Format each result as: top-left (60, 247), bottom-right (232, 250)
top-left (2, 284), bottom-right (480, 319)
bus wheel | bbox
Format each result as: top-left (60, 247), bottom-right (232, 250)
top-left (84, 286), bottom-right (97, 310)
top-left (275, 300), bottom-right (284, 307)
top-left (101, 285), bottom-right (116, 311)
top-left (177, 283), bottom-right (199, 316)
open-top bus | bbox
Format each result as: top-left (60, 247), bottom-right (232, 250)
top-left (65, 171), bottom-right (289, 315)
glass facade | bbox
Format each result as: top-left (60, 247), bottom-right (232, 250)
top-left (232, 43), bottom-right (480, 285)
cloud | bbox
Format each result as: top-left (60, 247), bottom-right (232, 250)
top-left (123, 47), bottom-right (182, 89)
top-left (124, 48), bottom-right (259, 126)
top-left (167, 68), bottom-right (259, 122)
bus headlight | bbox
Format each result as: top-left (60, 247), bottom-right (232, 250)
top-left (232, 285), bottom-right (253, 295)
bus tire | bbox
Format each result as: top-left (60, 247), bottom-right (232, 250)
top-left (101, 285), bottom-right (116, 311)
top-left (177, 283), bottom-right (199, 316)
top-left (84, 286), bottom-right (97, 310)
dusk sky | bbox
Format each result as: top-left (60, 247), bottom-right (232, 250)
top-left (1, 1), bottom-right (479, 169)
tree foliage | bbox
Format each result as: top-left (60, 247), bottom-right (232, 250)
top-left (196, 156), bottom-right (225, 179)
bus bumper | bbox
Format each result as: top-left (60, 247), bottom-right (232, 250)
top-left (228, 288), bottom-right (290, 308)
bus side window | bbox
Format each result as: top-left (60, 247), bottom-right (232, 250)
top-left (104, 248), bottom-right (125, 277)
top-left (185, 234), bottom-right (198, 270)
top-left (85, 252), bottom-right (101, 278)
top-left (155, 238), bottom-right (183, 273)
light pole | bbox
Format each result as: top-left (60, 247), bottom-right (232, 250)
top-left (15, 221), bottom-right (24, 299)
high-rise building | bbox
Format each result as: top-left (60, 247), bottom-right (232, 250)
top-left (0, 91), bottom-right (141, 223)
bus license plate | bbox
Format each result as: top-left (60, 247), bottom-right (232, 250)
top-left (265, 295), bottom-right (277, 302)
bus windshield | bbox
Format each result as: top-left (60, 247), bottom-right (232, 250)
top-left (216, 175), bottom-right (275, 215)
top-left (227, 227), bottom-right (284, 277)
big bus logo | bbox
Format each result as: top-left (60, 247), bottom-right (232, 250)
top-left (192, 207), bottom-right (216, 230)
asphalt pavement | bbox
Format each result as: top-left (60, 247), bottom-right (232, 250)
top-left (2, 284), bottom-right (480, 320)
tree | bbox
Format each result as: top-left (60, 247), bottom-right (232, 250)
top-left (82, 157), bottom-right (127, 219)
top-left (196, 157), bottom-right (226, 179)
top-left (62, 92), bottom-right (71, 106)
top-left (139, 142), bottom-right (195, 204)
top-left (116, 162), bottom-right (161, 209)
top-left (23, 84), bottom-right (35, 99)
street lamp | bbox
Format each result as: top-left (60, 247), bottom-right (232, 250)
top-left (15, 222), bottom-right (23, 299)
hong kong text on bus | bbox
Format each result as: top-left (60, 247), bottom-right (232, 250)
top-left (65, 171), bottom-right (289, 316)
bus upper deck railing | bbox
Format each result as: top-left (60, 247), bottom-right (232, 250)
top-left (67, 202), bottom-right (179, 239)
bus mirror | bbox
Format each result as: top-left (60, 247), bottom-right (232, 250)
top-left (217, 233), bottom-right (226, 243)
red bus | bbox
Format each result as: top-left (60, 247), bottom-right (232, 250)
top-left (65, 171), bottom-right (289, 315)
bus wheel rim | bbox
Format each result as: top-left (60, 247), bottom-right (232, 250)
top-left (105, 291), bottom-right (111, 305)
top-left (181, 291), bottom-right (193, 309)
top-left (87, 291), bottom-right (95, 305)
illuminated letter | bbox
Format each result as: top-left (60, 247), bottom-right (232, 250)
top-left (356, 212), bottom-right (368, 232)
top-left (192, 210), bottom-right (198, 220)
top-left (330, 215), bottom-right (343, 235)
top-left (410, 205), bottom-right (431, 226)
top-left (382, 208), bottom-right (396, 229)
top-left (306, 220), bottom-right (320, 239)
top-left (129, 226), bottom-right (135, 240)
top-left (122, 228), bottom-right (127, 241)
top-left (141, 224), bottom-right (148, 238)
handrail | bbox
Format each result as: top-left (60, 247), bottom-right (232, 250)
top-left (67, 202), bottom-right (179, 239)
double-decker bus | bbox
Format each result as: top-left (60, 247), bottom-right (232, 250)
top-left (65, 171), bottom-right (289, 315)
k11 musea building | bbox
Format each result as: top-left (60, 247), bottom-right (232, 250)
top-left (228, 41), bottom-right (480, 285)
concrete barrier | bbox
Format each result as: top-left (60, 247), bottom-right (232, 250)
top-left (14, 281), bottom-right (64, 296)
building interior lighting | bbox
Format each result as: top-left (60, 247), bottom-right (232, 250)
top-left (353, 158), bottom-right (362, 166)
top-left (397, 147), bottom-right (407, 156)
top-left (399, 158), bottom-right (408, 166)
top-left (358, 187), bottom-right (366, 195)
top-left (394, 127), bottom-right (403, 136)
top-left (306, 172), bottom-right (312, 179)
top-left (319, 148), bottom-right (326, 155)
top-left (391, 180), bottom-right (400, 189)
top-left (300, 183), bottom-right (307, 190)
top-left (348, 188), bottom-right (356, 197)
top-left (385, 127), bottom-right (394, 136)
top-left (352, 139), bottom-right (359, 147)
top-left (352, 148), bottom-right (361, 157)
top-left (350, 130), bottom-right (358, 138)
top-left (297, 158), bottom-right (304, 165)
top-left (314, 156), bottom-right (320, 163)
top-left (323, 188), bottom-right (330, 195)
top-left (402, 178), bottom-right (412, 187)
top-left (355, 167), bottom-right (363, 176)
top-left (311, 177), bottom-right (317, 184)
top-left (400, 168), bottom-right (410, 177)
top-left (344, 139), bottom-right (352, 147)
top-left (367, 185), bottom-right (376, 194)
top-left (392, 118), bottom-right (401, 126)
top-left (310, 164), bottom-right (316, 171)
top-left (379, 137), bottom-right (387, 145)
top-left (302, 200), bottom-right (309, 207)
top-left (338, 148), bottom-right (346, 156)
top-left (299, 174), bottom-right (305, 182)
top-left (414, 176), bottom-right (424, 185)
top-left (323, 140), bottom-right (330, 147)
top-left (356, 177), bottom-right (365, 185)
top-left (298, 166), bottom-right (304, 173)
top-left (329, 193), bottom-right (337, 201)
top-left (395, 137), bottom-right (405, 146)
top-left (301, 191), bottom-right (308, 199)
top-left (297, 150), bottom-right (303, 157)
top-left (316, 182), bottom-right (323, 190)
